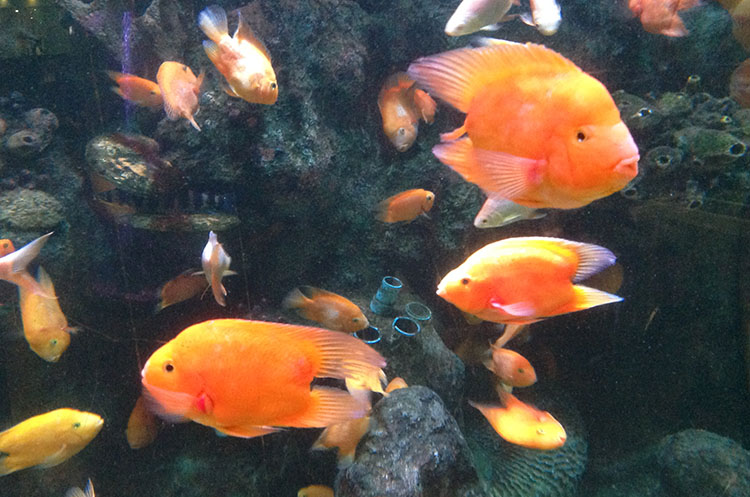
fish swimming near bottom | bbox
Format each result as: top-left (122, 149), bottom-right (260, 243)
top-left (0, 408), bottom-right (103, 476)
top-left (65, 479), bottom-right (95, 497)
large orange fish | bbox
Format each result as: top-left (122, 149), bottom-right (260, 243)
top-left (376, 188), bottom-right (435, 223)
top-left (198, 5), bottom-right (278, 105)
top-left (378, 73), bottom-right (436, 152)
top-left (0, 232), bottom-right (54, 299)
top-left (470, 390), bottom-right (566, 450)
top-left (628, 0), bottom-right (702, 37)
top-left (106, 71), bottom-right (164, 108)
top-left (19, 267), bottom-right (76, 362)
top-left (437, 236), bottom-right (622, 325)
top-left (156, 61), bottom-right (204, 131)
top-left (0, 408), bottom-right (103, 475)
top-left (407, 40), bottom-right (639, 210)
top-left (141, 319), bottom-right (386, 438)
top-left (283, 286), bottom-right (369, 333)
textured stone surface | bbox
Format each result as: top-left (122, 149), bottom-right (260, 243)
top-left (0, 188), bottom-right (64, 230)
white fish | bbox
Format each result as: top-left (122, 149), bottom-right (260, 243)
top-left (65, 479), bottom-right (95, 497)
top-left (200, 231), bottom-right (234, 307)
top-left (521, 0), bottom-right (562, 36)
top-left (473, 197), bottom-right (546, 228)
top-left (445, 0), bottom-right (517, 37)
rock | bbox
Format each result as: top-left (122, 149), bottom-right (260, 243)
top-left (0, 188), bottom-right (64, 230)
top-left (673, 127), bottom-right (746, 168)
top-left (336, 386), bottom-right (482, 497)
top-left (23, 108), bottom-right (58, 134)
top-left (5, 129), bottom-right (45, 157)
top-left (130, 213), bottom-right (241, 232)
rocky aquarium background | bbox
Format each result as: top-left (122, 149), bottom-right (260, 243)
top-left (0, 0), bottom-right (749, 496)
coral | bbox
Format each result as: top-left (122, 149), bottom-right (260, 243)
top-left (644, 146), bottom-right (683, 175)
top-left (673, 127), bottom-right (746, 168)
top-left (5, 130), bottom-right (46, 157)
top-left (0, 188), bottom-right (64, 230)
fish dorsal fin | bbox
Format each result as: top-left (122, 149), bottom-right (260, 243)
top-left (35, 266), bottom-right (56, 298)
top-left (235, 12), bottom-right (271, 61)
top-left (513, 237), bottom-right (617, 281)
top-left (407, 40), bottom-right (580, 113)
top-left (64, 488), bottom-right (86, 497)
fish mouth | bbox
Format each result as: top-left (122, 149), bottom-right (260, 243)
top-left (613, 154), bottom-right (639, 179)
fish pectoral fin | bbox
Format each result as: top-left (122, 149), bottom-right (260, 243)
top-left (519, 12), bottom-right (535, 26)
top-left (279, 387), bottom-right (368, 428)
top-left (37, 444), bottom-right (68, 468)
top-left (223, 84), bottom-right (241, 98)
top-left (235, 12), bottom-right (272, 61)
top-left (473, 148), bottom-right (546, 200)
top-left (490, 299), bottom-right (536, 317)
top-left (216, 425), bottom-right (280, 439)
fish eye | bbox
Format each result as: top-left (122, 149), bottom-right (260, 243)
top-left (397, 128), bottom-right (406, 136)
top-left (50, 339), bottom-right (58, 346)
top-left (536, 428), bottom-right (546, 435)
top-left (164, 362), bottom-right (175, 373)
top-left (353, 317), bottom-right (360, 322)
top-left (461, 277), bottom-right (470, 285)
top-left (426, 194), bottom-right (433, 201)
top-left (517, 368), bottom-right (525, 374)
top-left (270, 82), bottom-right (277, 90)
top-left (576, 131), bottom-right (587, 142)
top-left (73, 422), bottom-right (81, 429)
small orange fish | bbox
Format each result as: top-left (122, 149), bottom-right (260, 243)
top-left (106, 71), bottom-right (163, 108)
top-left (298, 485), bottom-right (334, 497)
top-left (313, 415), bottom-right (371, 466)
top-left (470, 390), bottom-right (566, 450)
top-left (141, 319), bottom-right (386, 438)
top-left (198, 5), bottom-right (278, 105)
top-left (483, 346), bottom-right (537, 387)
top-left (283, 286), bottom-right (369, 333)
top-left (407, 41), bottom-right (639, 210)
top-left (378, 72), bottom-right (437, 151)
top-left (156, 268), bottom-right (209, 312)
top-left (437, 237), bottom-right (622, 325)
top-left (0, 408), bottom-right (103, 475)
top-left (385, 377), bottom-right (409, 393)
top-left (19, 267), bottom-right (76, 362)
top-left (376, 188), bottom-right (435, 223)
top-left (628, 0), bottom-right (702, 37)
top-left (0, 232), bottom-right (54, 299)
top-left (0, 239), bottom-right (15, 257)
top-left (125, 395), bottom-right (159, 449)
top-left (156, 61), bottom-right (204, 131)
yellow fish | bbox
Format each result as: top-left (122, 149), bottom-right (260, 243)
top-left (19, 266), bottom-right (77, 362)
top-left (0, 408), bottom-right (103, 476)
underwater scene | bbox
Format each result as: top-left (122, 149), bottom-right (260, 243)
top-left (0, 0), bottom-right (749, 496)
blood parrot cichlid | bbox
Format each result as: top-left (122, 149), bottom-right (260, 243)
top-left (283, 286), bottom-right (369, 333)
top-left (407, 40), bottom-right (639, 210)
top-left (141, 319), bottom-right (386, 438)
top-left (437, 236), bottom-right (622, 325)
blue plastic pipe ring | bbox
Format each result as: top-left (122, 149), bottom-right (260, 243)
top-left (354, 326), bottom-right (381, 344)
top-left (370, 276), bottom-right (403, 314)
top-left (392, 316), bottom-right (420, 337)
top-left (405, 302), bottom-right (431, 323)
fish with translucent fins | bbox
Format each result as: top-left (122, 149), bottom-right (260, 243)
top-left (376, 188), bottom-right (435, 223)
top-left (106, 71), bottom-right (163, 108)
top-left (19, 266), bottom-right (77, 362)
top-left (201, 231), bottom-right (236, 307)
top-left (141, 319), bottom-right (386, 438)
top-left (378, 73), bottom-right (436, 152)
top-left (283, 286), bottom-right (369, 333)
top-left (474, 197), bottom-right (545, 228)
top-left (407, 40), bottom-right (639, 210)
top-left (126, 395), bottom-right (160, 449)
top-left (298, 486), bottom-right (334, 497)
top-left (156, 61), bottom-right (204, 131)
top-left (198, 5), bottom-right (278, 105)
top-left (628, 0), bottom-right (703, 37)
top-left (0, 232), bottom-right (54, 299)
top-left (0, 408), bottom-right (103, 476)
top-left (65, 479), bottom-right (95, 497)
top-left (470, 389), bottom-right (566, 450)
top-left (437, 237), bottom-right (623, 327)
top-left (520, 0), bottom-right (562, 35)
top-left (156, 268), bottom-right (209, 312)
top-left (444, 0), bottom-right (518, 36)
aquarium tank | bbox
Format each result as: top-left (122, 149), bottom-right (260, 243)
top-left (0, 0), bottom-right (749, 496)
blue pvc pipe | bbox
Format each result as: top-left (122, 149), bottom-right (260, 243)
top-left (392, 316), bottom-right (420, 337)
top-left (370, 276), bottom-right (403, 315)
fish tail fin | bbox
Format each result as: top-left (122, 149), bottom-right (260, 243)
top-left (8, 233), bottom-right (54, 299)
top-left (282, 287), bottom-right (312, 311)
top-left (211, 281), bottom-right (226, 306)
top-left (564, 285), bottom-right (623, 313)
top-left (105, 70), bottom-right (124, 82)
top-left (198, 5), bottom-right (228, 43)
top-left (375, 198), bottom-right (394, 223)
top-left (187, 114), bottom-right (202, 132)
top-left (413, 88), bottom-right (437, 124)
top-left (282, 386), bottom-right (368, 428)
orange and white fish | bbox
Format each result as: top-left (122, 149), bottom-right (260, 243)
top-left (198, 5), bottom-right (278, 105)
top-left (19, 267), bottom-right (77, 362)
top-left (156, 61), bottom-right (204, 131)
top-left (64, 478), bottom-right (95, 497)
top-left (298, 485), bottom-right (334, 497)
top-left (0, 239), bottom-right (15, 257)
top-left (312, 415), bottom-right (371, 466)
top-left (407, 40), bottom-right (639, 210)
top-left (521, 0), bottom-right (561, 35)
top-left (444, 0), bottom-right (517, 36)
top-left (156, 268), bottom-right (209, 312)
top-left (283, 286), bottom-right (369, 333)
top-left (0, 408), bottom-right (103, 476)
top-left (628, 0), bottom-right (703, 37)
top-left (473, 197), bottom-right (545, 228)
top-left (470, 390), bottom-right (566, 450)
top-left (376, 188), bottom-right (435, 223)
top-left (125, 395), bottom-right (159, 449)
top-left (141, 319), bottom-right (386, 438)
top-left (106, 71), bottom-right (163, 108)
top-left (201, 231), bottom-right (234, 307)
top-left (483, 346), bottom-right (537, 387)
top-left (0, 232), bottom-right (54, 299)
top-left (436, 237), bottom-right (622, 325)
top-left (378, 73), bottom-right (436, 152)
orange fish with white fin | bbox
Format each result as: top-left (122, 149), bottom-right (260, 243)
top-left (628, 0), bottom-right (703, 37)
top-left (470, 390), bottom-right (566, 450)
top-left (141, 319), bottom-right (386, 438)
top-left (0, 232), bottom-right (54, 299)
top-left (156, 61), bottom-right (204, 131)
top-left (378, 72), bottom-right (436, 152)
top-left (283, 286), bottom-right (369, 333)
top-left (407, 40), bottom-right (639, 210)
top-left (106, 71), bottom-right (163, 108)
top-left (437, 236), bottom-right (622, 325)
top-left (198, 5), bottom-right (278, 105)
top-left (376, 188), bottom-right (435, 223)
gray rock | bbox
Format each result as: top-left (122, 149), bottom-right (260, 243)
top-left (0, 188), bottom-right (64, 230)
